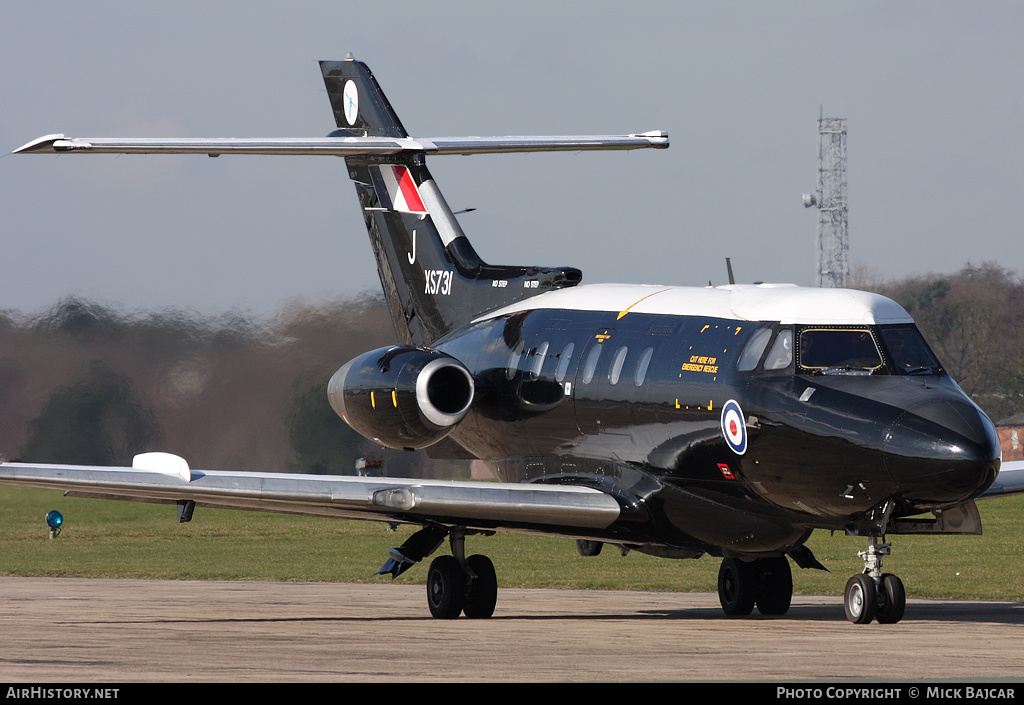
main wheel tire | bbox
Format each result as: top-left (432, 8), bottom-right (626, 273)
top-left (463, 554), bottom-right (498, 619)
top-left (755, 556), bottom-right (793, 616)
top-left (576, 539), bottom-right (603, 557)
top-left (718, 558), bottom-right (757, 616)
top-left (876, 573), bottom-right (906, 624)
top-left (426, 555), bottom-right (464, 619)
top-left (844, 573), bottom-right (877, 624)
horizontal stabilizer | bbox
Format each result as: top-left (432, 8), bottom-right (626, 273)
top-left (14, 132), bottom-right (668, 157)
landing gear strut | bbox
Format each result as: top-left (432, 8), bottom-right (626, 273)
top-left (844, 536), bottom-right (905, 625)
top-left (425, 529), bottom-right (498, 619)
top-left (717, 556), bottom-right (793, 617)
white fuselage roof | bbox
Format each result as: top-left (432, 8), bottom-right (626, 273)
top-left (481, 283), bottom-right (914, 326)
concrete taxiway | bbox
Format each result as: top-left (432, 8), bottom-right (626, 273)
top-left (0, 576), bottom-right (1020, 682)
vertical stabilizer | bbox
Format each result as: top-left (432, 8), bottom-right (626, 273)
top-left (321, 58), bottom-right (408, 137)
top-left (323, 58), bottom-right (582, 346)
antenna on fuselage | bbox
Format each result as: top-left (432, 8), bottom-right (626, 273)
top-left (726, 258), bottom-right (736, 285)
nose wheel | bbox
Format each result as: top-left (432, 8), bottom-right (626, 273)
top-left (844, 537), bottom-right (906, 624)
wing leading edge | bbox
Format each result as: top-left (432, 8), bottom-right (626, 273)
top-left (0, 454), bottom-right (620, 532)
top-left (981, 460), bottom-right (1024, 498)
top-left (13, 132), bottom-right (668, 157)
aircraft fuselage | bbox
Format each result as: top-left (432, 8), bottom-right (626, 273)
top-left (428, 285), bottom-right (1000, 558)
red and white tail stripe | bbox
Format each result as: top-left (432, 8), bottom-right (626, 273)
top-left (369, 165), bottom-right (427, 213)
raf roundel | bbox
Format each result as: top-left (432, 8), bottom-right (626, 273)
top-left (721, 399), bottom-right (747, 455)
top-left (343, 80), bottom-right (359, 126)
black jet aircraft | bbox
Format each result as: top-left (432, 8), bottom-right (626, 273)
top-left (7, 57), bottom-right (1024, 624)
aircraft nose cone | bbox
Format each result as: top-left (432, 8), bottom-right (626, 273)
top-left (883, 398), bottom-right (1000, 504)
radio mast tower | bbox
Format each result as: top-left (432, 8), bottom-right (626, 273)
top-left (803, 111), bottom-right (848, 288)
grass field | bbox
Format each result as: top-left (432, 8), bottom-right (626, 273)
top-left (1, 485), bottom-right (1021, 600)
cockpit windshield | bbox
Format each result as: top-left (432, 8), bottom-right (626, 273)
top-left (798, 328), bottom-right (883, 375)
top-left (878, 325), bottom-right (944, 375)
top-left (740, 324), bottom-right (942, 377)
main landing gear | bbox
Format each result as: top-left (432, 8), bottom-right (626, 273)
top-left (376, 525), bottom-right (498, 619)
top-left (717, 556), bottom-right (793, 616)
top-left (425, 529), bottom-right (498, 619)
top-left (843, 536), bottom-right (905, 625)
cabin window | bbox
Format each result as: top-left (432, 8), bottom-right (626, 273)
top-left (609, 346), bottom-right (628, 385)
top-left (879, 325), bottom-right (943, 374)
top-left (764, 329), bottom-right (794, 370)
top-left (530, 341), bottom-right (549, 380)
top-left (555, 342), bottom-right (575, 382)
top-left (737, 328), bottom-right (772, 371)
top-left (582, 344), bottom-right (603, 384)
top-left (506, 339), bottom-right (524, 380)
top-left (799, 328), bottom-right (883, 374)
top-left (634, 347), bottom-right (654, 387)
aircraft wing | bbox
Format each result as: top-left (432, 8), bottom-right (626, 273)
top-left (980, 460), bottom-right (1024, 498)
top-left (0, 453), bottom-right (620, 533)
top-left (13, 132), bottom-right (668, 157)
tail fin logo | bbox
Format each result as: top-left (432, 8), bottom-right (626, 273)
top-left (369, 165), bottom-right (428, 214)
top-left (343, 80), bottom-right (359, 126)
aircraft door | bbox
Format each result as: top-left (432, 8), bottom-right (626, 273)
top-left (572, 327), bottom-right (644, 436)
top-left (507, 316), bottom-right (588, 452)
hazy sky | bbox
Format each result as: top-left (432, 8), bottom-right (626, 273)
top-left (3, 1), bottom-right (1022, 318)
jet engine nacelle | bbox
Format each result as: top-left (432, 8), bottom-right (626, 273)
top-left (327, 346), bottom-right (474, 450)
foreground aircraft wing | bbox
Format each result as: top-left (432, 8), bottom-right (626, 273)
top-left (981, 460), bottom-right (1024, 497)
top-left (0, 453), bottom-right (620, 532)
top-left (14, 132), bottom-right (668, 157)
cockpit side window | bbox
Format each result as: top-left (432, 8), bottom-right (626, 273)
top-left (799, 328), bottom-right (883, 374)
top-left (879, 325), bottom-right (943, 375)
top-left (737, 328), bottom-right (772, 371)
top-left (764, 329), bottom-right (794, 370)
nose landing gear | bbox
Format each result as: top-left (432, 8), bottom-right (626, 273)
top-left (844, 536), bottom-right (906, 624)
